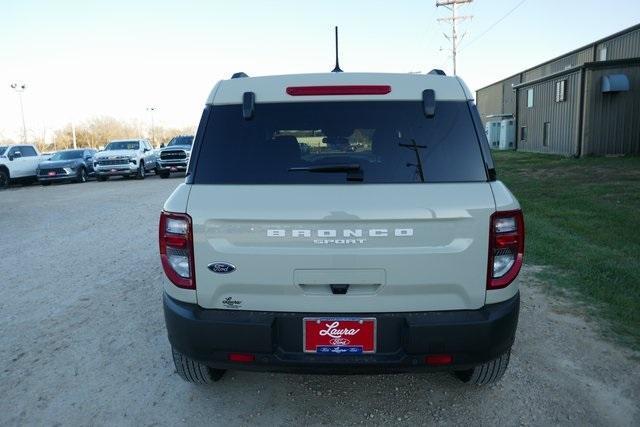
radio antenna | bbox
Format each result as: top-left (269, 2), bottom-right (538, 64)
top-left (332, 26), bottom-right (343, 72)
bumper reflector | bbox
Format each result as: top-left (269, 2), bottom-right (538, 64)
top-left (425, 354), bottom-right (453, 366)
top-left (228, 353), bottom-right (255, 363)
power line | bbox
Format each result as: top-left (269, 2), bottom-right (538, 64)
top-left (436, 0), bottom-right (474, 75)
top-left (459, 0), bottom-right (529, 52)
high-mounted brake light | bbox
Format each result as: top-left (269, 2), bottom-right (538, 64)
top-left (487, 210), bottom-right (525, 290)
top-left (159, 211), bottom-right (195, 289)
top-left (286, 85), bottom-right (392, 96)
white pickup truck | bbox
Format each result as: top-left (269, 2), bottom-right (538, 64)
top-left (0, 144), bottom-right (46, 189)
top-left (93, 139), bottom-right (157, 181)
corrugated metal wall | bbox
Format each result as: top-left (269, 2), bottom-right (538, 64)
top-left (476, 25), bottom-right (640, 153)
top-left (596, 28), bottom-right (640, 61)
top-left (523, 48), bottom-right (593, 81)
top-left (476, 81), bottom-right (504, 122)
top-left (476, 74), bottom-right (521, 122)
top-left (516, 70), bottom-right (582, 155)
top-left (501, 75), bottom-right (522, 118)
top-left (582, 63), bottom-right (640, 155)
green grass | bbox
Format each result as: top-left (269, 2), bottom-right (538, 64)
top-left (493, 151), bottom-right (640, 349)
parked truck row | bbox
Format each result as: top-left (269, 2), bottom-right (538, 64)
top-left (0, 135), bottom-right (194, 189)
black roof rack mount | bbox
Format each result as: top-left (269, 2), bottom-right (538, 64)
top-left (428, 69), bottom-right (446, 76)
top-left (231, 72), bottom-right (248, 79)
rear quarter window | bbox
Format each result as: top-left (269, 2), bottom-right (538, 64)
top-left (192, 101), bottom-right (487, 184)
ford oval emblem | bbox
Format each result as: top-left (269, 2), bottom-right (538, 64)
top-left (208, 262), bottom-right (236, 274)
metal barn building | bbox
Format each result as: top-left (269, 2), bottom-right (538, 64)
top-left (476, 24), bottom-right (640, 156)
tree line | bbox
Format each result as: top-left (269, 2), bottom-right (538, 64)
top-left (1, 116), bottom-right (195, 153)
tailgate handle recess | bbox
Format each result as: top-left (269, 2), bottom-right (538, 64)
top-left (330, 284), bottom-right (349, 295)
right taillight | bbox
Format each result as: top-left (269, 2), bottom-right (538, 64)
top-left (488, 210), bottom-right (525, 289)
top-left (159, 211), bottom-right (195, 289)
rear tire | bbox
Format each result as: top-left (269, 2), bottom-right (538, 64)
top-left (171, 347), bottom-right (225, 384)
top-left (454, 350), bottom-right (511, 385)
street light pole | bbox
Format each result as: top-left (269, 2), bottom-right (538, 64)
top-left (71, 120), bottom-right (77, 149)
top-left (10, 83), bottom-right (27, 143)
top-left (146, 107), bottom-right (156, 147)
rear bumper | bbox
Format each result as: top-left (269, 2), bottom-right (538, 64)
top-left (164, 292), bottom-right (519, 373)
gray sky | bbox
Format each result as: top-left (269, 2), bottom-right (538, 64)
top-left (2, 0), bottom-right (639, 143)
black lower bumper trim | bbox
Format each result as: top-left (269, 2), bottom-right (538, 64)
top-left (163, 292), bottom-right (519, 373)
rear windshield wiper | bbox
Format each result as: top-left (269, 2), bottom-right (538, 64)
top-left (288, 164), bottom-right (363, 182)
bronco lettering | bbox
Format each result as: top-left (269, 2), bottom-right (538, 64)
top-left (267, 228), bottom-right (413, 237)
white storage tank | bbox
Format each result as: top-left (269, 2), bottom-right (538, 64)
top-left (499, 119), bottom-right (515, 150)
top-left (485, 121), bottom-right (501, 148)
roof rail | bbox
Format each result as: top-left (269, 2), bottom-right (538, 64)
top-left (428, 69), bottom-right (446, 76)
top-left (231, 72), bottom-right (249, 79)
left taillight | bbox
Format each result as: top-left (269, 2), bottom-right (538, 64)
top-left (159, 211), bottom-right (195, 289)
top-left (487, 210), bottom-right (525, 290)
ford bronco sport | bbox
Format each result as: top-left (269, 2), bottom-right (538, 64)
top-left (160, 71), bottom-right (524, 385)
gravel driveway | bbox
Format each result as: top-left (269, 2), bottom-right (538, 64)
top-left (1, 178), bottom-right (638, 426)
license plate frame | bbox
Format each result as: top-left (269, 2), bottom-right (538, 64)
top-left (303, 317), bottom-right (376, 354)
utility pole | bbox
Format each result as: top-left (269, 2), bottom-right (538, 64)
top-left (436, 0), bottom-right (473, 75)
top-left (10, 83), bottom-right (28, 143)
top-left (146, 107), bottom-right (156, 147)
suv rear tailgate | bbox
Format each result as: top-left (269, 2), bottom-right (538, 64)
top-left (189, 183), bottom-right (494, 313)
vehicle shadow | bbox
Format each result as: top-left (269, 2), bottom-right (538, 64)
top-left (174, 369), bottom-right (487, 425)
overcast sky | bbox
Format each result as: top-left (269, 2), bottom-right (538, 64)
top-left (2, 0), bottom-right (640, 143)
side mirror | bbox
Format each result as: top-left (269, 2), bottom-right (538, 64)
top-left (10, 151), bottom-right (22, 160)
top-left (8, 155), bottom-right (14, 161)
top-left (85, 156), bottom-right (92, 160)
top-left (144, 148), bottom-right (150, 153)
top-left (160, 143), bottom-right (165, 148)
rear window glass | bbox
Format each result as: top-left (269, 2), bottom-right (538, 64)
top-left (193, 101), bottom-right (487, 184)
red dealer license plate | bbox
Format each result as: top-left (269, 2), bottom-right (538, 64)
top-left (303, 318), bottom-right (376, 354)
